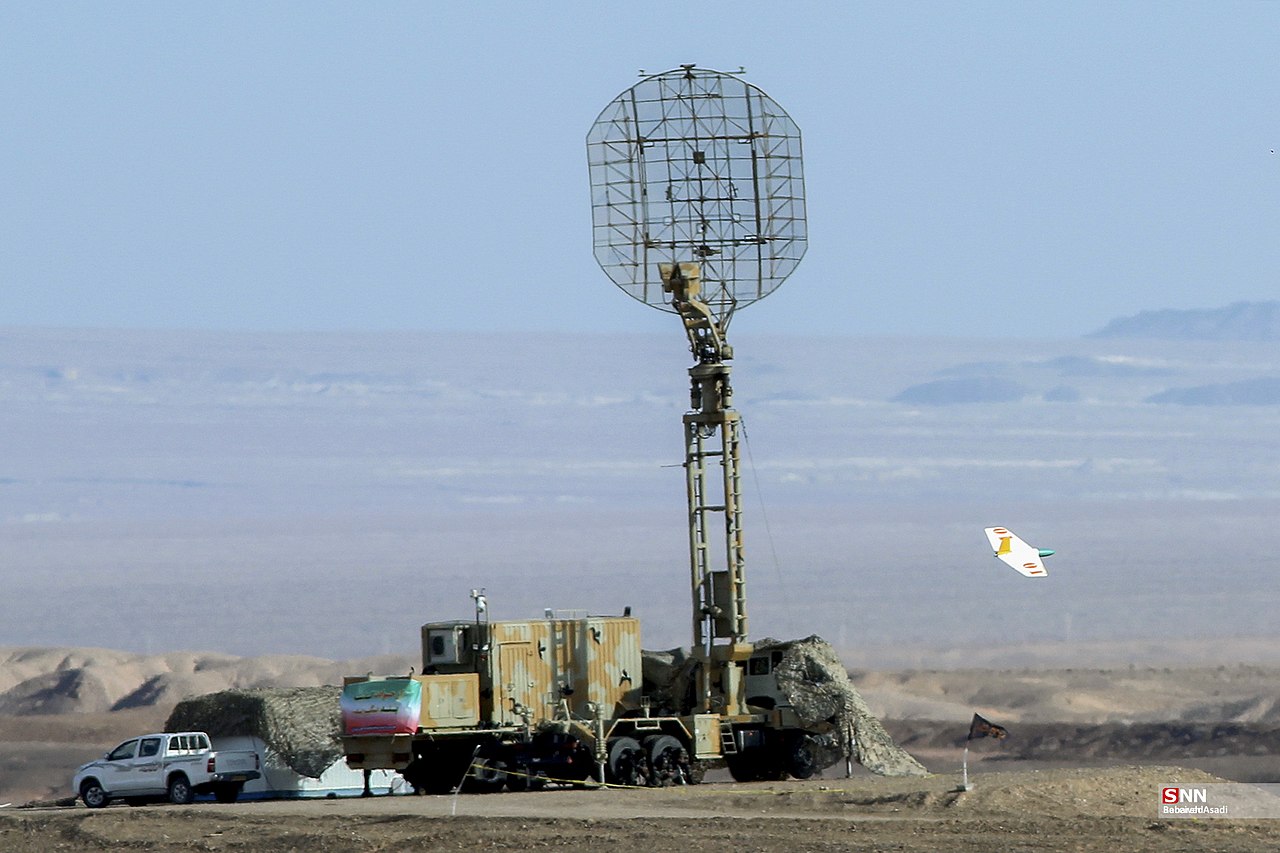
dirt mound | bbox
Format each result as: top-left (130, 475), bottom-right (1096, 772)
top-left (164, 687), bottom-right (342, 778)
top-left (953, 764), bottom-right (1228, 819)
top-left (684, 764), bottom-right (1229, 820)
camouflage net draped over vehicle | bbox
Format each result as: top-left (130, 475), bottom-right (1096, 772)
top-left (164, 686), bottom-right (342, 779)
top-left (642, 635), bottom-right (927, 778)
top-left (756, 636), bottom-right (928, 777)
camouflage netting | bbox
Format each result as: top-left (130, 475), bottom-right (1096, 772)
top-left (756, 636), bottom-right (928, 777)
top-left (639, 646), bottom-right (694, 716)
top-left (642, 636), bottom-right (927, 778)
top-left (164, 686), bottom-right (342, 779)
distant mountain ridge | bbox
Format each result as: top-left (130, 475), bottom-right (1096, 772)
top-left (1090, 301), bottom-right (1280, 341)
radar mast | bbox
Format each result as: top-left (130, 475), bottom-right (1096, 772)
top-left (588, 64), bottom-right (806, 713)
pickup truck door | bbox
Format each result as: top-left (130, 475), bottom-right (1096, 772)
top-left (125, 736), bottom-right (167, 794)
top-left (99, 738), bottom-right (142, 793)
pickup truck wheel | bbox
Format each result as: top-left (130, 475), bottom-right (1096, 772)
top-left (213, 782), bottom-right (242, 804)
top-left (81, 780), bottom-right (109, 809)
top-left (167, 774), bottom-right (194, 805)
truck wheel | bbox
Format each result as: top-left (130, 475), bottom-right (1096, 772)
top-left (80, 780), bottom-right (109, 809)
top-left (167, 774), bottom-right (194, 805)
top-left (787, 735), bottom-right (820, 780)
top-left (606, 736), bottom-right (645, 787)
top-left (644, 734), bottom-right (686, 786)
top-left (213, 782), bottom-right (242, 804)
top-left (469, 757), bottom-right (508, 793)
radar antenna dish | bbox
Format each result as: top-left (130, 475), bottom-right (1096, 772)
top-left (586, 66), bottom-right (808, 717)
top-left (587, 64), bottom-right (806, 333)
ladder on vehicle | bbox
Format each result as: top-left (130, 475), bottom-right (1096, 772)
top-left (719, 720), bottom-right (738, 755)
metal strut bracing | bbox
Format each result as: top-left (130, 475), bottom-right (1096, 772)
top-left (661, 262), bottom-right (748, 653)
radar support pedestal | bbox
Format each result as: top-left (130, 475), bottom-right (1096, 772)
top-left (663, 263), bottom-right (752, 714)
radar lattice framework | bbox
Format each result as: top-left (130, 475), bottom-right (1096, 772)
top-left (586, 64), bottom-right (806, 330)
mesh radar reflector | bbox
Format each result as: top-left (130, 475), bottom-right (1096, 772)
top-left (587, 66), bottom-right (807, 714)
top-left (587, 64), bottom-right (806, 332)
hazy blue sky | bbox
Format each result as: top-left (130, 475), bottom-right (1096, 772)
top-left (5, 2), bottom-right (1278, 338)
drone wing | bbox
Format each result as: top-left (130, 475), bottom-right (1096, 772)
top-left (984, 526), bottom-right (1049, 578)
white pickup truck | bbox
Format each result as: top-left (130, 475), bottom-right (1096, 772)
top-left (73, 732), bottom-right (260, 807)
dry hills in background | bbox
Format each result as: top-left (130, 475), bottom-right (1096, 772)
top-left (3, 644), bottom-right (1278, 805)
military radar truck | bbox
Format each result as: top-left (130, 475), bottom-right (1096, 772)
top-left (340, 592), bottom-right (822, 792)
top-left (342, 66), bottom-right (826, 792)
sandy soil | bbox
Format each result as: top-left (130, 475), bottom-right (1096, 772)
top-left (4, 766), bottom-right (1279, 852)
top-left (5, 650), bottom-right (1279, 850)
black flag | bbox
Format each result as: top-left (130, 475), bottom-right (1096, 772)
top-left (967, 713), bottom-right (1008, 740)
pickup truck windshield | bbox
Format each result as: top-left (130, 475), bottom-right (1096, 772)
top-left (108, 740), bottom-right (138, 761)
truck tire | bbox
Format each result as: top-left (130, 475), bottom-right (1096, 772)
top-left (167, 774), bottom-right (194, 805)
top-left (606, 736), bottom-right (645, 787)
top-left (644, 734), bottom-right (686, 786)
top-left (786, 735), bottom-right (820, 780)
top-left (213, 782), bottom-right (242, 804)
top-left (468, 757), bottom-right (509, 793)
top-left (80, 779), bottom-right (109, 809)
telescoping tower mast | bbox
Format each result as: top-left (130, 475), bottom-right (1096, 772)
top-left (587, 65), bottom-right (806, 714)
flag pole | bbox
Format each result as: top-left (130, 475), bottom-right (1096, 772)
top-left (961, 712), bottom-right (1006, 791)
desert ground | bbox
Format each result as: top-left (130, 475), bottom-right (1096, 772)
top-left (6, 765), bottom-right (1280, 853)
top-left (2, 646), bottom-right (1279, 851)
